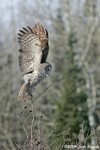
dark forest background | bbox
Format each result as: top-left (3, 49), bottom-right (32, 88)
top-left (0, 0), bottom-right (100, 149)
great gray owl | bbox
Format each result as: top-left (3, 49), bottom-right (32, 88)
top-left (17, 23), bottom-right (52, 101)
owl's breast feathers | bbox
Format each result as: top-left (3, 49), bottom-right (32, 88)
top-left (27, 72), bottom-right (45, 93)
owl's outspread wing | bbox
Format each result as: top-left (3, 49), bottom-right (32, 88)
top-left (18, 23), bottom-right (49, 75)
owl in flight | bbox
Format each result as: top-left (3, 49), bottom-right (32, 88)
top-left (17, 23), bottom-right (52, 101)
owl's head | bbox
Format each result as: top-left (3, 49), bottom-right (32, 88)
top-left (39, 63), bottom-right (52, 77)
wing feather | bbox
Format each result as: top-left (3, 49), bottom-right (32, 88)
top-left (18, 27), bottom-right (42, 75)
top-left (32, 23), bottom-right (49, 62)
top-left (23, 27), bottom-right (29, 32)
top-left (27, 26), bottom-right (33, 32)
top-left (18, 23), bottom-right (49, 75)
top-left (19, 30), bottom-right (26, 34)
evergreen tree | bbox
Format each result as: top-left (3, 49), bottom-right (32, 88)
top-left (54, 32), bottom-right (90, 145)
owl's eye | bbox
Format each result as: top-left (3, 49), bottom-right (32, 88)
top-left (45, 65), bottom-right (52, 75)
top-left (48, 68), bottom-right (50, 71)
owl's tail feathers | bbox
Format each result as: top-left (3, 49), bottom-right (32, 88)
top-left (18, 83), bottom-right (32, 101)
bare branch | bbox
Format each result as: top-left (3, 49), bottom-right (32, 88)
top-left (79, 19), bottom-right (99, 67)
